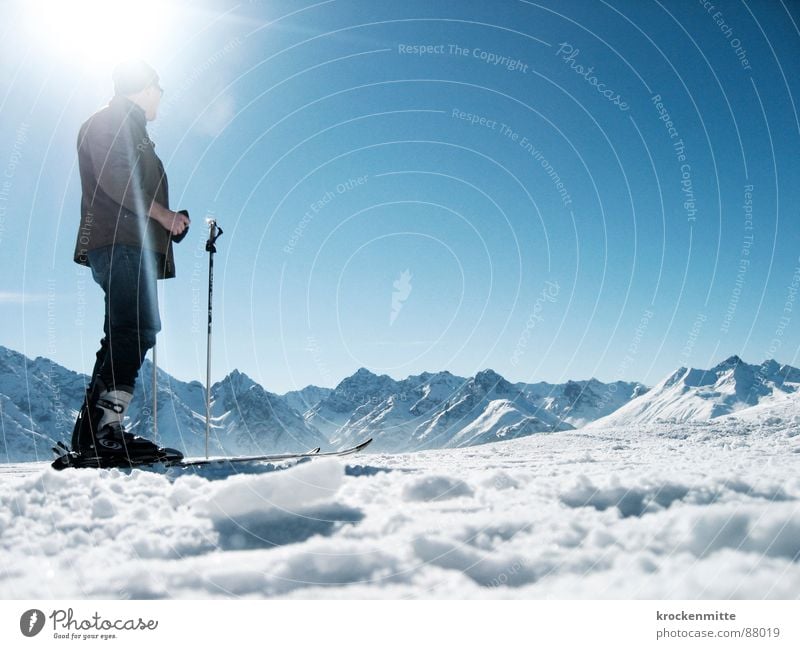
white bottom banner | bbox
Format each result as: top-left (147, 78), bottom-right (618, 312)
top-left (2, 600), bottom-right (798, 648)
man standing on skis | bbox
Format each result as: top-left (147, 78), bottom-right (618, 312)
top-left (70, 60), bottom-right (190, 465)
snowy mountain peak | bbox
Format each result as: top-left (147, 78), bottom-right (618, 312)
top-left (472, 369), bottom-right (511, 393)
top-left (217, 369), bottom-right (257, 394)
top-left (474, 368), bottom-right (503, 381)
top-left (305, 367), bottom-right (403, 434)
top-left (587, 355), bottom-right (800, 428)
top-left (760, 358), bottom-right (780, 374)
top-left (332, 367), bottom-right (397, 398)
top-left (714, 354), bottom-right (743, 370)
top-left (338, 367), bottom-right (396, 389)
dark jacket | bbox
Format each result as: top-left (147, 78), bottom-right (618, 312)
top-left (74, 95), bottom-right (177, 279)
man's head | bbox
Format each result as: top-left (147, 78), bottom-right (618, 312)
top-left (112, 60), bottom-right (162, 121)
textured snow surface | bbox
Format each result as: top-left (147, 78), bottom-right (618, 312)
top-left (1, 418), bottom-right (798, 599)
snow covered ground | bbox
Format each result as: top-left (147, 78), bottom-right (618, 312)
top-left (1, 416), bottom-right (798, 599)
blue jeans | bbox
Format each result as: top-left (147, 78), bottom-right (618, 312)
top-left (87, 244), bottom-right (162, 393)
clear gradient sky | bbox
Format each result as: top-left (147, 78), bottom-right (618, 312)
top-left (1, 0), bottom-right (799, 393)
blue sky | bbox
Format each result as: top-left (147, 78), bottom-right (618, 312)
top-left (1, 0), bottom-right (799, 393)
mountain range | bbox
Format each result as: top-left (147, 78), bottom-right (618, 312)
top-left (1, 345), bottom-right (797, 462)
top-left (0, 345), bottom-right (645, 461)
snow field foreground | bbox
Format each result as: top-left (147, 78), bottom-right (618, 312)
top-left (1, 419), bottom-right (799, 599)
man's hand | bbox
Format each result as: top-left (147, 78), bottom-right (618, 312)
top-left (165, 210), bottom-right (190, 236)
top-left (149, 202), bottom-right (190, 236)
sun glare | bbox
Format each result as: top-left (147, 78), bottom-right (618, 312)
top-left (33, 0), bottom-right (170, 63)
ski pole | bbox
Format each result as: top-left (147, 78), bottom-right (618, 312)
top-left (152, 342), bottom-right (158, 441)
top-left (205, 218), bottom-right (223, 458)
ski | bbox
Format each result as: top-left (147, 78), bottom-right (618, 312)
top-left (50, 439), bottom-right (372, 470)
top-left (176, 446), bottom-right (322, 468)
top-left (176, 438), bottom-right (372, 468)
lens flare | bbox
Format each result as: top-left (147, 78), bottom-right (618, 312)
top-left (32, 0), bottom-right (171, 62)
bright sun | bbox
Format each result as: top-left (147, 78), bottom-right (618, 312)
top-left (33, 0), bottom-right (171, 63)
